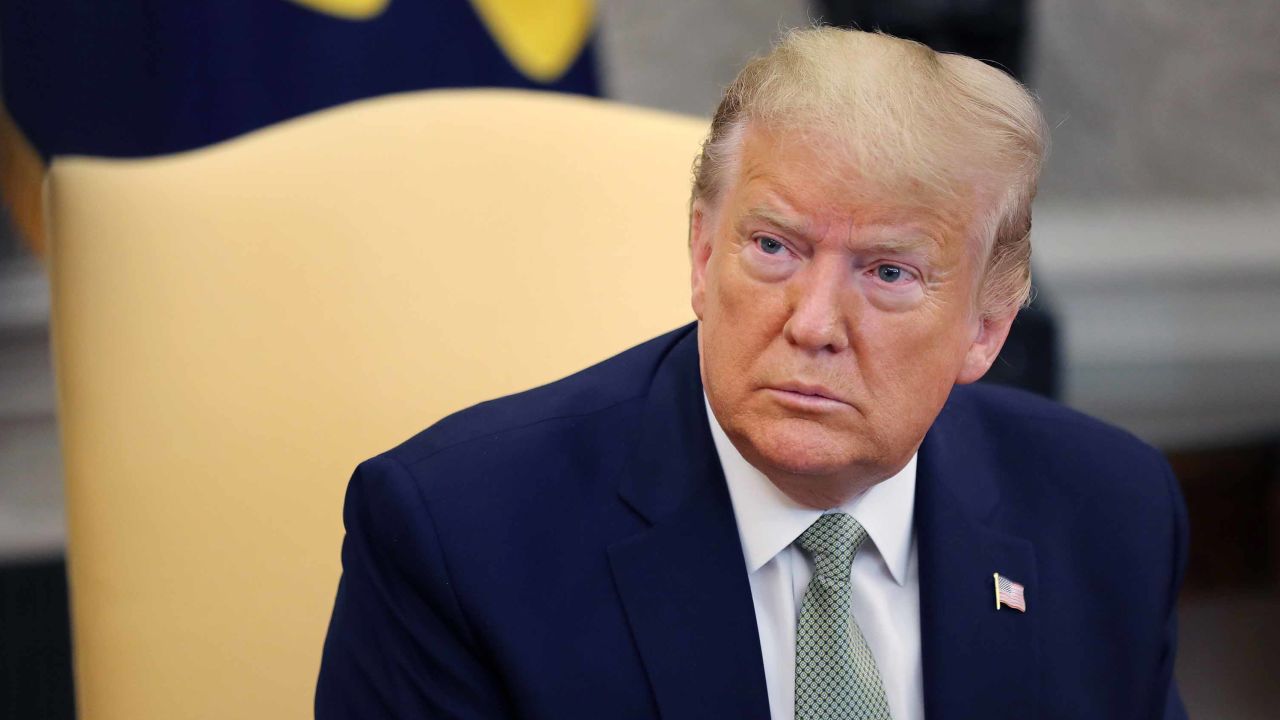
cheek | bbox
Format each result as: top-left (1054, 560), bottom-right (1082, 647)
top-left (700, 257), bottom-right (788, 392)
top-left (856, 311), bottom-right (971, 391)
top-left (704, 252), bottom-right (788, 333)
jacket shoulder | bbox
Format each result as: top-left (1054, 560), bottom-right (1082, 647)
top-left (946, 382), bottom-right (1165, 467)
top-left (370, 324), bottom-right (695, 491)
top-left (942, 382), bottom-right (1181, 515)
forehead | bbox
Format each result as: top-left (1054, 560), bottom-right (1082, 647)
top-left (722, 123), bottom-right (985, 246)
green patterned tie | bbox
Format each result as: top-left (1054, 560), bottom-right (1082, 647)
top-left (794, 513), bottom-right (893, 720)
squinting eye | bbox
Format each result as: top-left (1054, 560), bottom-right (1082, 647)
top-left (757, 236), bottom-right (786, 255)
top-left (877, 265), bottom-right (905, 283)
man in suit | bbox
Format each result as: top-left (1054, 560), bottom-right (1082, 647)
top-left (317, 27), bottom-right (1187, 719)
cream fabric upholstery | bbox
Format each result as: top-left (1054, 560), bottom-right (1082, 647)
top-left (47, 89), bottom-right (707, 720)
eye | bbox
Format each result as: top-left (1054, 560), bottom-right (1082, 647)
top-left (876, 264), bottom-right (907, 283)
top-left (756, 236), bottom-right (786, 255)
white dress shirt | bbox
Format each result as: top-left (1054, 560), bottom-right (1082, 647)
top-left (705, 396), bottom-right (924, 720)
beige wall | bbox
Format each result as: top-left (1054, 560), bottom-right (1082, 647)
top-left (1028, 0), bottom-right (1276, 200)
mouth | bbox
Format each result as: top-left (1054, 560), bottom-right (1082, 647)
top-left (764, 383), bottom-right (851, 411)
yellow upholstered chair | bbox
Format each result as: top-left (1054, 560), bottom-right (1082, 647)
top-left (47, 89), bottom-right (706, 720)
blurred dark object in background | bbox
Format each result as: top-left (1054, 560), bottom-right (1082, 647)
top-left (1171, 442), bottom-right (1280, 593)
top-left (817, 0), bottom-right (1029, 80)
top-left (983, 291), bottom-right (1059, 399)
top-left (0, 558), bottom-right (75, 720)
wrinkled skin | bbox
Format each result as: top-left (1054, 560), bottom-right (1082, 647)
top-left (691, 124), bottom-right (1016, 509)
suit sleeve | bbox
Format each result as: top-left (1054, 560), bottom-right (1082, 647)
top-left (316, 454), bottom-right (513, 719)
top-left (1155, 451), bottom-right (1190, 720)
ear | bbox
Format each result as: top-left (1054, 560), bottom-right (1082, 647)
top-left (689, 201), bottom-right (715, 320)
top-left (956, 308), bottom-right (1018, 384)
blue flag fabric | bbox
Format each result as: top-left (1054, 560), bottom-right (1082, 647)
top-left (0, 0), bottom-right (600, 159)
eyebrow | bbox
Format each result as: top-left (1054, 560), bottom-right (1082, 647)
top-left (740, 205), bottom-right (808, 236)
top-left (857, 235), bottom-right (941, 256)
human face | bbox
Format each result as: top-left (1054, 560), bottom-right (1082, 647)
top-left (691, 125), bottom-right (1015, 508)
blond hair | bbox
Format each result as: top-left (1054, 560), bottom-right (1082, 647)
top-left (691, 27), bottom-right (1048, 317)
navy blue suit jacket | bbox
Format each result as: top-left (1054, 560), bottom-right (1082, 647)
top-left (316, 324), bottom-right (1188, 719)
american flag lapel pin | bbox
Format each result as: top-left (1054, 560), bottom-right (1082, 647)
top-left (993, 572), bottom-right (1026, 612)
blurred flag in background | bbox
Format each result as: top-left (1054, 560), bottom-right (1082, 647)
top-left (0, 0), bottom-right (600, 253)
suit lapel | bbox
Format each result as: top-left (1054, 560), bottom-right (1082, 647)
top-left (608, 482), bottom-right (772, 720)
top-left (916, 395), bottom-right (1040, 719)
top-left (608, 325), bottom-right (772, 720)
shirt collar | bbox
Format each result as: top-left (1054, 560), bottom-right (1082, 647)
top-left (706, 393), bottom-right (916, 586)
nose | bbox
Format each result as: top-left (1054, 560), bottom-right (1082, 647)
top-left (782, 254), bottom-right (851, 353)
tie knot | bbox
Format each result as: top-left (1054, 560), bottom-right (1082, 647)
top-left (795, 513), bottom-right (868, 582)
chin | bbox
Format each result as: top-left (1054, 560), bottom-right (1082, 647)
top-left (738, 417), bottom-right (880, 479)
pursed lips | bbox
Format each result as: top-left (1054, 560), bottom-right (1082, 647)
top-left (766, 381), bottom-right (852, 407)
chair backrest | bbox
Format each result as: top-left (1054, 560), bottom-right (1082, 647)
top-left (47, 89), bottom-right (706, 720)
